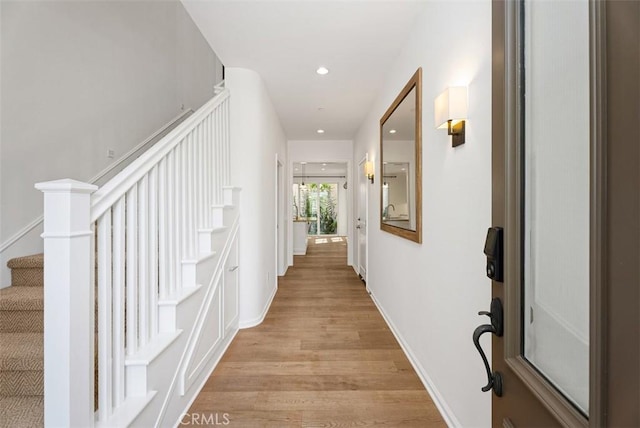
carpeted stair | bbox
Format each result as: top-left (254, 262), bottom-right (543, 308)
top-left (0, 254), bottom-right (44, 428)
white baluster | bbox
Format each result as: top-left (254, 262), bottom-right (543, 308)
top-left (181, 138), bottom-right (188, 260)
top-left (149, 167), bottom-right (159, 336)
top-left (196, 122), bottom-right (208, 229)
top-left (187, 132), bottom-right (195, 258)
top-left (126, 186), bottom-right (139, 354)
top-left (216, 105), bottom-right (222, 204)
top-left (167, 150), bottom-right (176, 296)
top-left (174, 146), bottom-right (182, 292)
top-left (97, 210), bottom-right (113, 421)
top-left (206, 114), bottom-right (213, 226)
top-left (158, 158), bottom-right (168, 300)
top-left (138, 177), bottom-right (149, 347)
top-left (112, 197), bottom-right (126, 406)
top-left (224, 99), bottom-right (230, 185)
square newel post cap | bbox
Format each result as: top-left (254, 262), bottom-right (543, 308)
top-left (35, 179), bottom-right (97, 194)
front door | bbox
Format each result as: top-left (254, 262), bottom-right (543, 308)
top-left (489, 0), bottom-right (640, 426)
top-left (487, 0), bottom-right (595, 425)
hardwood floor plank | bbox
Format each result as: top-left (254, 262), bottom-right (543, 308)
top-left (202, 373), bottom-right (425, 392)
top-left (188, 237), bottom-right (445, 427)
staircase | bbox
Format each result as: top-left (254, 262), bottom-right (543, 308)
top-left (0, 255), bottom-right (44, 427)
top-left (0, 84), bottom-right (241, 427)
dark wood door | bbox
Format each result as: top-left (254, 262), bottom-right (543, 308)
top-left (489, 1), bottom-right (640, 426)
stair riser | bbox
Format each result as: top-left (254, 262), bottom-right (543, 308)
top-left (0, 371), bottom-right (43, 396)
top-left (10, 269), bottom-right (43, 288)
top-left (0, 311), bottom-right (43, 333)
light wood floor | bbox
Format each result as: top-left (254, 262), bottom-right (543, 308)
top-left (188, 236), bottom-right (446, 427)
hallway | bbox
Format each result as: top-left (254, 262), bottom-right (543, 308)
top-left (187, 237), bottom-right (446, 427)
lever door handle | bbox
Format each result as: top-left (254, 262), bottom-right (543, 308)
top-left (228, 265), bottom-right (239, 272)
top-left (472, 298), bottom-right (503, 397)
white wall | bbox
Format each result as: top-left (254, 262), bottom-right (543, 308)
top-left (227, 68), bottom-right (287, 328)
top-left (288, 140), bottom-right (354, 267)
top-left (0, 0), bottom-right (223, 287)
top-left (352, 2), bottom-right (492, 426)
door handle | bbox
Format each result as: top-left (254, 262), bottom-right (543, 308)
top-left (356, 225), bottom-right (361, 229)
top-left (472, 298), bottom-right (503, 397)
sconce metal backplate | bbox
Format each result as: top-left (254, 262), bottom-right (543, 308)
top-left (449, 120), bottom-right (466, 147)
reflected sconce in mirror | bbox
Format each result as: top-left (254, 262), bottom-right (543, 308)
top-left (435, 86), bottom-right (468, 147)
top-left (364, 161), bottom-right (374, 184)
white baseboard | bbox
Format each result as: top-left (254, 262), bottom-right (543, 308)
top-left (238, 284), bottom-right (277, 329)
top-left (368, 290), bottom-right (461, 428)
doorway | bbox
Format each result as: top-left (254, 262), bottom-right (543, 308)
top-left (276, 156), bottom-right (285, 276)
top-left (357, 156), bottom-right (368, 282)
top-left (291, 161), bottom-right (350, 263)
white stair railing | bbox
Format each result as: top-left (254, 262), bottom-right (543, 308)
top-left (36, 85), bottom-right (231, 427)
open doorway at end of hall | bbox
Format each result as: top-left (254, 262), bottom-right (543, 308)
top-left (291, 162), bottom-right (349, 259)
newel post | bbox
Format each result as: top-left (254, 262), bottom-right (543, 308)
top-left (35, 179), bottom-right (98, 427)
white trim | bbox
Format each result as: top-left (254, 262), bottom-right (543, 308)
top-left (171, 328), bottom-right (238, 428)
top-left (238, 283), bottom-right (277, 329)
top-left (0, 217), bottom-right (42, 253)
top-left (368, 290), bottom-right (461, 428)
top-left (96, 391), bottom-right (157, 428)
top-left (0, 109), bottom-right (192, 255)
top-left (40, 231), bottom-right (94, 239)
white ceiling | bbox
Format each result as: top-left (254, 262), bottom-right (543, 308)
top-left (181, 1), bottom-right (426, 141)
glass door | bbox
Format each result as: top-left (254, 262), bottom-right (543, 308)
top-left (292, 183), bottom-right (338, 236)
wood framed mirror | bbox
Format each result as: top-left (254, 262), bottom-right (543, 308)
top-left (380, 67), bottom-right (422, 243)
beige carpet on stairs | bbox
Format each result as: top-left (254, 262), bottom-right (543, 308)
top-left (0, 254), bottom-right (44, 428)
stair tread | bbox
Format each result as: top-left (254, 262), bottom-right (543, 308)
top-left (0, 333), bottom-right (43, 371)
top-left (0, 287), bottom-right (43, 311)
top-left (0, 396), bottom-right (43, 427)
top-left (6, 254), bottom-right (43, 270)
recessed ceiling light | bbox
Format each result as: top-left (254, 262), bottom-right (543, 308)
top-left (322, 163), bottom-right (327, 166)
top-left (389, 129), bottom-right (397, 134)
top-left (316, 67), bottom-right (329, 75)
top-left (321, 168), bottom-right (326, 171)
top-left (295, 168), bottom-right (298, 171)
top-left (317, 129), bottom-right (325, 134)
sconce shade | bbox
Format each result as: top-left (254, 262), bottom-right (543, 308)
top-left (434, 86), bottom-right (468, 129)
top-left (364, 161), bottom-right (374, 184)
top-left (364, 161), bottom-right (374, 177)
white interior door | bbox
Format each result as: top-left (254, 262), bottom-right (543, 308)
top-left (357, 157), bottom-right (368, 281)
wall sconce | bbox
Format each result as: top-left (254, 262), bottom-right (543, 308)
top-left (434, 86), bottom-right (468, 147)
top-left (364, 161), bottom-right (374, 184)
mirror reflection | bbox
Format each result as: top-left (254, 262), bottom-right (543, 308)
top-left (382, 162), bottom-right (412, 228)
top-left (379, 68), bottom-right (421, 243)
